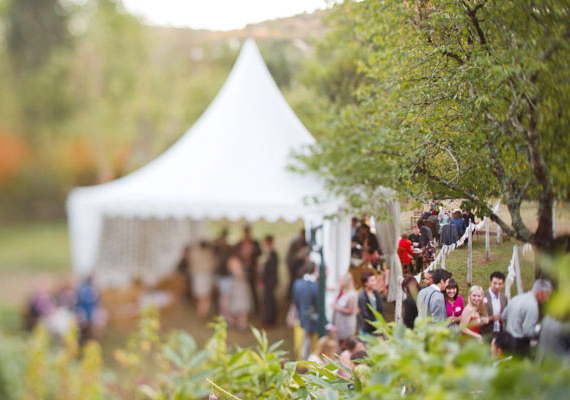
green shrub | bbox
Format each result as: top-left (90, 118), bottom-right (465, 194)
top-left (11, 324), bottom-right (105, 400)
top-left (0, 332), bottom-right (27, 400)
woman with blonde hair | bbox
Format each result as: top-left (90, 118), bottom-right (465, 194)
top-left (459, 285), bottom-right (489, 343)
top-left (332, 273), bottom-right (358, 343)
top-left (307, 335), bottom-right (338, 366)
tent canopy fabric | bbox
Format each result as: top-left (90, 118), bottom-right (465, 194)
top-left (67, 39), bottom-right (334, 278)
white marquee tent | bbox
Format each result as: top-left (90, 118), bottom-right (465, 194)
top-left (68, 40), bottom-right (343, 285)
top-left (67, 39), bottom-right (402, 318)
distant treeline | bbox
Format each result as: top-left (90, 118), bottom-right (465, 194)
top-left (0, 0), bottom-right (347, 221)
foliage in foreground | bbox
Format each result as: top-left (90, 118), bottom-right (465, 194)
top-left (2, 257), bottom-right (570, 399)
top-left (1, 312), bottom-right (569, 399)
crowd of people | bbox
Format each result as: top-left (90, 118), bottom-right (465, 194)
top-left (24, 276), bottom-right (103, 344)
top-left (289, 217), bottom-right (388, 366)
top-left (24, 215), bottom-right (566, 373)
top-left (177, 225), bottom-right (281, 330)
top-left (402, 269), bottom-right (556, 359)
top-left (287, 214), bottom-right (566, 374)
top-left (293, 262), bottom-right (560, 376)
top-left (398, 204), bottom-right (478, 275)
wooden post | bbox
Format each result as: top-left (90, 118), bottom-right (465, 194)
top-left (514, 246), bottom-right (523, 295)
top-left (441, 246), bottom-right (446, 270)
top-left (496, 206), bottom-right (502, 244)
top-left (553, 200), bottom-right (557, 236)
top-left (485, 217), bottom-right (490, 261)
top-left (496, 225), bottom-right (501, 244)
top-left (467, 222), bottom-right (473, 286)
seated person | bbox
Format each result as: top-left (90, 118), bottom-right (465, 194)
top-left (408, 226), bottom-right (421, 248)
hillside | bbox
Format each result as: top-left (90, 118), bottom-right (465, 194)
top-left (148, 10), bottom-right (327, 50)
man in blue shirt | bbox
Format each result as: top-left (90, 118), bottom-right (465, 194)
top-left (450, 210), bottom-right (466, 238)
top-left (292, 262), bottom-right (319, 359)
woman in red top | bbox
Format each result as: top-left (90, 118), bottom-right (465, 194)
top-left (398, 233), bottom-right (414, 272)
top-left (459, 285), bottom-right (489, 343)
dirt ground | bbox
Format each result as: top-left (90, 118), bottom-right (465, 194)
top-left (0, 271), bottom-right (72, 309)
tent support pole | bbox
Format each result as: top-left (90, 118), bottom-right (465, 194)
top-left (310, 224), bottom-right (327, 338)
top-left (485, 218), bottom-right (490, 261)
top-left (467, 222), bottom-right (473, 286)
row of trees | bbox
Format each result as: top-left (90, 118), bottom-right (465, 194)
top-left (301, 0), bottom-right (570, 254)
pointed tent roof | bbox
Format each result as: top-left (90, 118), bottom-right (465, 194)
top-left (67, 39), bottom-right (331, 275)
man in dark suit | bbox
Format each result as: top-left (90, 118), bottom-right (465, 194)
top-left (358, 272), bottom-right (385, 335)
top-left (481, 271), bottom-right (508, 341)
top-left (286, 229), bottom-right (308, 299)
top-left (236, 225), bottom-right (262, 314)
top-left (262, 235), bottom-right (279, 327)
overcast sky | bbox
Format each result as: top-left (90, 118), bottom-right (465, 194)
top-left (122, 0), bottom-right (331, 31)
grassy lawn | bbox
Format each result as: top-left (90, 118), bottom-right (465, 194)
top-left (443, 237), bottom-right (536, 296)
top-left (0, 221), bottom-right (72, 308)
top-left (0, 220), bottom-right (71, 272)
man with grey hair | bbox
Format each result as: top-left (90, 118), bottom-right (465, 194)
top-left (501, 279), bottom-right (553, 356)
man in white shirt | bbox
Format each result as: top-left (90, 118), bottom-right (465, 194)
top-left (481, 271), bottom-right (508, 341)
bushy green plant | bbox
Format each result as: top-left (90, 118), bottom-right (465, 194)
top-left (113, 306), bottom-right (165, 398)
top-left (295, 313), bottom-right (570, 399)
top-left (24, 325), bottom-right (105, 400)
top-left (213, 327), bottom-right (297, 399)
top-left (121, 312), bottom-right (298, 399)
top-left (0, 332), bottom-right (27, 400)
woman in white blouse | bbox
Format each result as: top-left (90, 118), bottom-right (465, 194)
top-left (332, 273), bottom-right (358, 343)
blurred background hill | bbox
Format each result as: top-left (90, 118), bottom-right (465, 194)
top-left (0, 0), bottom-right (329, 221)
